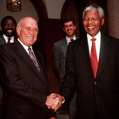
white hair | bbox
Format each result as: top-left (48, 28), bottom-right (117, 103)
top-left (82, 5), bottom-right (105, 19)
top-left (17, 21), bottom-right (21, 30)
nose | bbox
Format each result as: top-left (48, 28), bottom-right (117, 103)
top-left (8, 25), bottom-right (12, 29)
top-left (29, 30), bottom-right (33, 35)
top-left (88, 19), bottom-right (93, 24)
top-left (29, 29), bottom-right (36, 35)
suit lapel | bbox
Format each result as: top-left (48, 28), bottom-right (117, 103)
top-left (78, 36), bottom-right (94, 77)
top-left (14, 40), bottom-right (45, 84)
top-left (60, 38), bottom-right (68, 58)
top-left (33, 49), bottom-right (46, 84)
top-left (0, 36), bottom-right (6, 45)
top-left (96, 34), bottom-right (111, 77)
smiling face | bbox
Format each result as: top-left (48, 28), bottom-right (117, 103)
top-left (83, 10), bottom-right (104, 37)
top-left (17, 17), bottom-right (38, 46)
top-left (63, 21), bottom-right (76, 39)
top-left (2, 18), bottom-right (16, 37)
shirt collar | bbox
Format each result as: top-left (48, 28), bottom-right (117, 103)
top-left (87, 31), bottom-right (101, 41)
top-left (3, 34), bottom-right (14, 43)
top-left (17, 38), bottom-right (33, 54)
top-left (66, 35), bottom-right (76, 44)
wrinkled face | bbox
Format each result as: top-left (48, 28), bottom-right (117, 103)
top-left (83, 10), bottom-right (104, 37)
top-left (17, 18), bottom-right (38, 46)
top-left (2, 18), bottom-right (16, 37)
top-left (63, 21), bottom-right (76, 38)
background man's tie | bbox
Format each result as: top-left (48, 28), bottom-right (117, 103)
top-left (90, 38), bottom-right (98, 78)
top-left (28, 47), bottom-right (41, 73)
top-left (70, 39), bottom-right (74, 42)
top-left (7, 37), bottom-right (11, 43)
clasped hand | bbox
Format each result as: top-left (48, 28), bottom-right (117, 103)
top-left (45, 93), bottom-right (64, 112)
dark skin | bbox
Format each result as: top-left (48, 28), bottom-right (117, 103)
top-left (1, 18), bottom-right (16, 37)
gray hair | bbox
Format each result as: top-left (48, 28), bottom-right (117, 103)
top-left (82, 5), bottom-right (105, 19)
top-left (17, 21), bottom-right (21, 30)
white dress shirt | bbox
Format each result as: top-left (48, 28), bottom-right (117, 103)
top-left (87, 31), bottom-right (101, 61)
top-left (66, 35), bottom-right (76, 45)
top-left (17, 38), bottom-right (35, 55)
top-left (3, 34), bottom-right (14, 43)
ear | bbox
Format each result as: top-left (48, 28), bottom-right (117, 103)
top-left (16, 27), bottom-right (20, 35)
top-left (63, 28), bottom-right (66, 32)
top-left (101, 18), bottom-right (105, 25)
top-left (74, 25), bottom-right (76, 30)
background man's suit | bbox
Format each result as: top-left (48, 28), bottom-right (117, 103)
top-left (53, 37), bottom-right (78, 84)
top-left (0, 39), bottom-right (55, 119)
top-left (0, 36), bottom-right (6, 45)
top-left (53, 37), bottom-right (78, 119)
top-left (59, 33), bottom-right (119, 119)
top-left (53, 38), bottom-right (68, 84)
top-left (0, 35), bottom-right (7, 100)
top-left (0, 35), bottom-right (17, 118)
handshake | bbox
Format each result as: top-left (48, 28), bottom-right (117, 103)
top-left (45, 93), bottom-right (64, 112)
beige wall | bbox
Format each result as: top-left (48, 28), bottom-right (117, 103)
top-left (0, 0), bottom-right (39, 30)
top-left (44, 0), bottom-right (65, 19)
top-left (0, 0), bottom-right (66, 24)
top-left (107, 0), bottom-right (119, 39)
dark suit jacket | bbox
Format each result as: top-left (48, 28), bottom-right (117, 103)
top-left (59, 33), bottom-right (119, 119)
top-left (0, 35), bottom-right (17, 98)
top-left (0, 35), bottom-right (6, 99)
top-left (0, 39), bottom-right (55, 119)
top-left (0, 35), bottom-right (6, 45)
top-left (53, 37), bottom-right (79, 85)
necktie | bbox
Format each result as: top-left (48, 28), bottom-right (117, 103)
top-left (8, 37), bottom-right (11, 43)
top-left (28, 47), bottom-right (41, 73)
top-left (70, 39), bottom-right (74, 42)
top-left (90, 38), bottom-right (98, 78)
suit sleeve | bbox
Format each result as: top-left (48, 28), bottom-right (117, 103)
top-left (53, 44), bottom-right (60, 74)
top-left (59, 42), bottom-right (76, 102)
top-left (0, 46), bottom-right (47, 110)
top-left (35, 50), bottom-right (56, 118)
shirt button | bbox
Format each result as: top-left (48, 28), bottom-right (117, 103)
top-left (94, 81), bottom-right (97, 85)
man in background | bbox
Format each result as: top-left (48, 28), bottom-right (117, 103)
top-left (0, 16), bottom-right (17, 44)
top-left (0, 17), bottom-right (57, 119)
top-left (53, 18), bottom-right (78, 119)
top-left (0, 16), bottom-right (17, 119)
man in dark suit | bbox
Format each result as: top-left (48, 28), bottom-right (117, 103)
top-left (51, 5), bottom-right (119, 119)
top-left (0, 16), bottom-right (17, 119)
top-left (0, 17), bottom-right (57, 119)
top-left (53, 18), bottom-right (78, 119)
